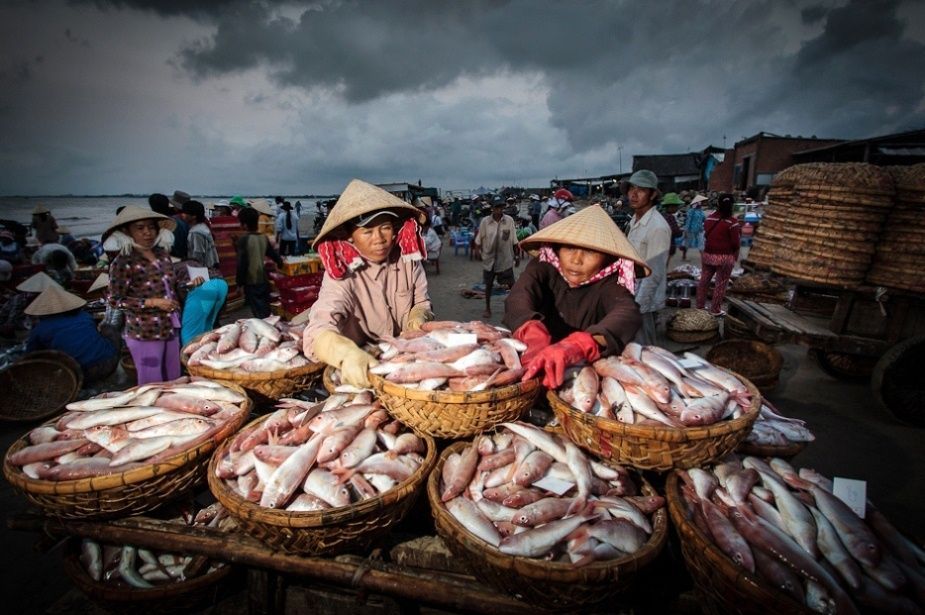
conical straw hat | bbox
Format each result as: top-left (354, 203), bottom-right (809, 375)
top-left (101, 205), bottom-right (176, 242)
top-left (519, 205), bottom-right (652, 277)
top-left (249, 198), bottom-right (274, 216)
top-left (312, 179), bottom-right (423, 249)
top-left (16, 271), bottom-right (62, 293)
top-left (25, 284), bottom-right (86, 316)
top-left (32, 204), bottom-right (50, 215)
top-left (87, 272), bottom-right (109, 294)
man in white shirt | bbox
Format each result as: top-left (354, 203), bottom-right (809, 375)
top-left (475, 201), bottom-right (517, 318)
top-left (625, 170), bottom-right (671, 345)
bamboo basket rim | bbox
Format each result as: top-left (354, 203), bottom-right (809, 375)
top-left (368, 370), bottom-right (540, 403)
top-left (427, 439), bottom-right (668, 580)
top-left (62, 538), bottom-right (232, 602)
top-left (207, 413), bottom-right (437, 528)
top-left (546, 367), bottom-right (760, 445)
top-left (0, 354), bottom-right (83, 423)
top-left (665, 471), bottom-right (811, 613)
top-left (2, 382), bottom-right (251, 496)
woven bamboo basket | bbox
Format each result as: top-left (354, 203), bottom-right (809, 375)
top-left (706, 340), bottom-right (782, 391)
top-left (208, 414), bottom-right (437, 556)
top-left (368, 372), bottom-right (540, 439)
top-left (427, 441), bottom-right (668, 609)
top-left (549, 370), bottom-right (760, 471)
top-left (666, 329), bottom-right (721, 344)
top-left (62, 540), bottom-right (233, 614)
top-left (0, 353), bottom-right (83, 422)
top-left (665, 472), bottom-right (812, 615)
top-left (2, 383), bottom-right (251, 519)
top-left (182, 348), bottom-right (324, 405)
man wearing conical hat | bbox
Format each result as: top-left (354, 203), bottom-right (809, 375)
top-left (292, 179), bottom-right (433, 388)
top-left (25, 284), bottom-right (120, 383)
top-left (31, 204), bottom-right (59, 245)
top-left (504, 205), bottom-right (649, 389)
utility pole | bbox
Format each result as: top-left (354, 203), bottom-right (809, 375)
top-left (618, 145), bottom-right (624, 174)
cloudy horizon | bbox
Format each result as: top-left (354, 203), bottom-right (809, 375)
top-left (1, 0), bottom-right (923, 196)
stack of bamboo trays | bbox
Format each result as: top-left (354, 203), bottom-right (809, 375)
top-left (746, 164), bottom-right (818, 268)
top-left (770, 163), bottom-right (894, 287)
top-left (866, 164), bottom-right (925, 293)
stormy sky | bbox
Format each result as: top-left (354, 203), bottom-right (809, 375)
top-left (0, 0), bottom-right (923, 195)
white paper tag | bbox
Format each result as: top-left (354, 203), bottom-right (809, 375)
top-left (679, 357), bottom-right (705, 369)
top-left (533, 476), bottom-right (575, 496)
top-left (186, 265), bottom-right (210, 282)
top-left (832, 477), bottom-right (867, 519)
top-left (446, 333), bottom-right (478, 347)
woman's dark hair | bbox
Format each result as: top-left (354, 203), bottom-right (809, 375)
top-left (182, 200), bottom-right (207, 224)
top-left (49, 249), bottom-right (70, 270)
top-left (148, 193), bottom-right (172, 216)
top-left (717, 193), bottom-right (735, 219)
top-left (239, 207), bottom-right (259, 231)
top-left (284, 201), bottom-right (293, 230)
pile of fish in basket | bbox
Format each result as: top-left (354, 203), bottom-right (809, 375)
top-left (3, 315), bottom-right (922, 613)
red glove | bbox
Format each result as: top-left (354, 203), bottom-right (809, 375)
top-left (522, 331), bottom-right (601, 389)
top-left (513, 320), bottom-right (552, 364)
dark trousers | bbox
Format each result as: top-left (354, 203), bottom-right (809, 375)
top-left (244, 283), bottom-right (272, 318)
top-left (279, 239), bottom-right (299, 256)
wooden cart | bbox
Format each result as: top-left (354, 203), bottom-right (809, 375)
top-left (727, 281), bottom-right (925, 426)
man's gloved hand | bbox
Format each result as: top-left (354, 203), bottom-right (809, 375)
top-left (513, 320), bottom-right (552, 365)
top-left (404, 304), bottom-right (434, 332)
top-left (521, 331), bottom-right (601, 389)
top-left (312, 329), bottom-right (378, 388)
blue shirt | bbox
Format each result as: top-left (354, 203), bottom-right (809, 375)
top-left (27, 310), bottom-right (117, 371)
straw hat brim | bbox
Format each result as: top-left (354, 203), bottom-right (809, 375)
top-left (25, 284), bottom-right (86, 316)
top-left (16, 271), bottom-right (62, 293)
top-left (87, 272), bottom-right (109, 294)
top-left (101, 206), bottom-right (176, 242)
top-left (250, 199), bottom-right (274, 216)
top-left (312, 179), bottom-right (423, 249)
top-left (32, 205), bottom-right (50, 215)
top-left (55, 226), bottom-right (71, 234)
top-left (519, 205), bottom-right (652, 278)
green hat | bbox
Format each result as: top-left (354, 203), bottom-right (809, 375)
top-left (620, 169), bottom-right (661, 198)
top-left (229, 196), bottom-right (247, 208)
top-left (661, 192), bottom-right (683, 206)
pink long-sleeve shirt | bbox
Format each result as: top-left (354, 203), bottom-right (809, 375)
top-left (302, 254), bottom-right (432, 359)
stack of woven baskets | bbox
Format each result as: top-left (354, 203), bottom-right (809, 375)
top-left (746, 163), bottom-right (814, 268)
top-left (666, 309), bottom-right (719, 343)
top-left (866, 164), bottom-right (925, 293)
top-left (769, 163), bottom-right (894, 287)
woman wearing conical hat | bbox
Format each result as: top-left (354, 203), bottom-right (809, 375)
top-left (104, 205), bottom-right (188, 385)
top-left (25, 284), bottom-right (120, 383)
top-left (504, 205), bottom-right (649, 389)
top-left (292, 180), bottom-right (433, 387)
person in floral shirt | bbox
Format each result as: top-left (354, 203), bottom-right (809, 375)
top-left (104, 206), bottom-right (197, 384)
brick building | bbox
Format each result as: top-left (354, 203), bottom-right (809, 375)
top-left (708, 133), bottom-right (843, 194)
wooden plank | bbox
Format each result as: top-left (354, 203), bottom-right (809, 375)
top-left (7, 514), bottom-right (534, 615)
top-left (760, 304), bottom-right (837, 339)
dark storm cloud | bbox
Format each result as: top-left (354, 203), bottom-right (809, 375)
top-left (64, 27), bottom-right (90, 47)
top-left (72, 0), bottom-right (238, 19)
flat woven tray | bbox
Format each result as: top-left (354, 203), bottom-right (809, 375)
top-left (3, 382), bottom-right (251, 519)
top-left (706, 340), bottom-right (782, 391)
top-left (427, 440), bottom-right (668, 609)
top-left (548, 369), bottom-right (760, 471)
top-left (369, 372), bottom-right (540, 439)
top-left (208, 414), bottom-right (436, 556)
top-left (0, 352), bottom-right (83, 422)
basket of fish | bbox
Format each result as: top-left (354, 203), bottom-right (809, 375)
top-left (208, 392), bottom-right (436, 555)
top-left (63, 503), bottom-right (234, 613)
top-left (181, 316), bottom-right (324, 403)
top-left (367, 320), bottom-right (540, 438)
top-left (427, 423), bottom-right (668, 609)
top-left (666, 456), bottom-right (925, 614)
top-left (548, 343), bottom-right (760, 471)
top-left (2, 378), bottom-right (251, 519)
top-left (736, 400), bottom-right (814, 458)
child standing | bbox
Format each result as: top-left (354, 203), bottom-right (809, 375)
top-left (237, 207), bottom-right (282, 318)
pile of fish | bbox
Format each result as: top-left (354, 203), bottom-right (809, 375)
top-left (183, 316), bottom-right (313, 373)
top-left (77, 503), bottom-right (231, 587)
top-left (556, 342), bottom-right (754, 428)
top-left (369, 320), bottom-right (528, 392)
top-left (440, 422), bottom-right (663, 566)
top-left (215, 392), bottom-right (427, 511)
top-left (743, 401), bottom-right (815, 448)
top-left (9, 378), bottom-right (248, 480)
top-left (679, 455), bottom-right (925, 613)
